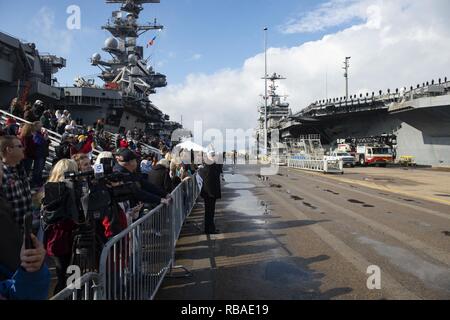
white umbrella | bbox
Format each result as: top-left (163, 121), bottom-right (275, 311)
top-left (175, 140), bottom-right (206, 152)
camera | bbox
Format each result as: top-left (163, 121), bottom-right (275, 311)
top-left (63, 158), bottom-right (139, 221)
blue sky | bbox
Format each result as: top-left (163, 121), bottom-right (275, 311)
top-left (0, 0), bottom-right (348, 86)
top-left (2, 0), bottom-right (449, 139)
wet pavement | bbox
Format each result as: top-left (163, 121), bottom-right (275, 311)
top-left (156, 165), bottom-right (450, 300)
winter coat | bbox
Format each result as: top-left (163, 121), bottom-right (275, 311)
top-left (199, 163), bottom-right (222, 199)
top-left (147, 164), bottom-right (173, 194)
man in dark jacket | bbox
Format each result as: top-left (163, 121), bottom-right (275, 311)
top-left (199, 151), bottom-right (222, 234)
top-left (114, 148), bottom-right (170, 207)
top-left (147, 159), bottom-right (174, 194)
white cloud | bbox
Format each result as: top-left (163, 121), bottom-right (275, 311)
top-left (29, 7), bottom-right (74, 55)
top-left (190, 53), bottom-right (203, 61)
top-left (153, 0), bottom-right (450, 143)
top-left (281, 0), bottom-right (367, 34)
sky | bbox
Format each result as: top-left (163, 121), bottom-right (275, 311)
top-left (1, 0), bottom-right (450, 148)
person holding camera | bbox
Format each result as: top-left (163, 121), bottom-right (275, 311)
top-left (0, 160), bottom-right (50, 300)
top-left (41, 159), bottom-right (80, 295)
top-left (114, 148), bottom-right (171, 207)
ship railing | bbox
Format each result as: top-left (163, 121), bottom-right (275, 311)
top-left (0, 108), bottom-right (102, 169)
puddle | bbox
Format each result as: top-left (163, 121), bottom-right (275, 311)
top-left (291, 196), bottom-right (303, 201)
top-left (324, 189), bottom-right (340, 195)
top-left (270, 184), bottom-right (283, 189)
top-left (225, 183), bottom-right (256, 189)
top-left (303, 202), bottom-right (317, 210)
top-left (320, 212), bottom-right (327, 215)
top-left (363, 204), bottom-right (375, 208)
top-left (225, 174), bottom-right (250, 183)
top-left (226, 189), bottom-right (271, 217)
top-left (357, 236), bottom-right (450, 292)
top-left (442, 231), bottom-right (450, 237)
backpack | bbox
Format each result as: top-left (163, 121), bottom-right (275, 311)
top-left (41, 182), bottom-right (79, 229)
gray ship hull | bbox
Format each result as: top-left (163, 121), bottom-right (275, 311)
top-left (282, 99), bottom-right (450, 166)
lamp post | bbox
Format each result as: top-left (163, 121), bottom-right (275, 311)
top-left (264, 27), bottom-right (268, 155)
top-left (343, 56), bottom-right (351, 100)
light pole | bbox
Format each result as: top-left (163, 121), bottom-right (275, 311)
top-left (264, 27), bottom-right (268, 155)
top-left (343, 57), bottom-right (351, 100)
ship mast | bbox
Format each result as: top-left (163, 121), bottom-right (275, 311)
top-left (91, 0), bottom-right (166, 99)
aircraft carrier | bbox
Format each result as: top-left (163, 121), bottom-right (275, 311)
top-left (0, 0), bottom-right (182, 138)
top-left (257, 75), bottom-right (450, 166)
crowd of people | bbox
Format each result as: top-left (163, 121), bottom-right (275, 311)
top-left (0, 98), bottom-right (223, 300)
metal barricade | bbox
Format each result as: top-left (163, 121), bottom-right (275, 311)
top-left (50, 173), bottom-right (200, 301)
top-left (50, 272), bottom-right (101, 301)
top-left (288, 158), bottom-right (325, 172)
top-left (97, 174), bottom-right (200, 300)
top-left (288, 158), bottom-right (344, 174)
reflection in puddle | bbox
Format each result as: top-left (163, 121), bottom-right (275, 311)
top-left (224, 174), bottom-right (249, 183)
top-left (357, 236), bottom-right (450, 292)
top-left (226, 189), bottom-right (270, 217)
top-left (225, 183), bottom-right (256, 189)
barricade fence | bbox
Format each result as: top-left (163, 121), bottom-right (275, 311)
top-left (288, 158), bottom-right (325, 172)
top-left (50, 273), bottom-right (100, 301)
top-left (52, 174), bottom-right (201, 300)
top-left (288, 158), bottom-right (344, 174)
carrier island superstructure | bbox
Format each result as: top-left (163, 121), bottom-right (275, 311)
top-left (0, 0), bottom-right (182, 138)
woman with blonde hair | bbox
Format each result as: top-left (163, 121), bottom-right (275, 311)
top-left (48, 159), bottom-right (79, 182)
top-left (42, 159), bottom-right (79, 295)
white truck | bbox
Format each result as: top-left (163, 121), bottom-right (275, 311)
top-left (329, 151), bottom-right (356, 167)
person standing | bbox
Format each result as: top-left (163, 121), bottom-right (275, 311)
top-left (199, 151), bottom-right (222, 234)
top-left (19, 123), bottom-right (36, 176)
top-left (0, 136), bottom-right (32, 228)
top-left (31, 122), bottom-right (49, 188)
